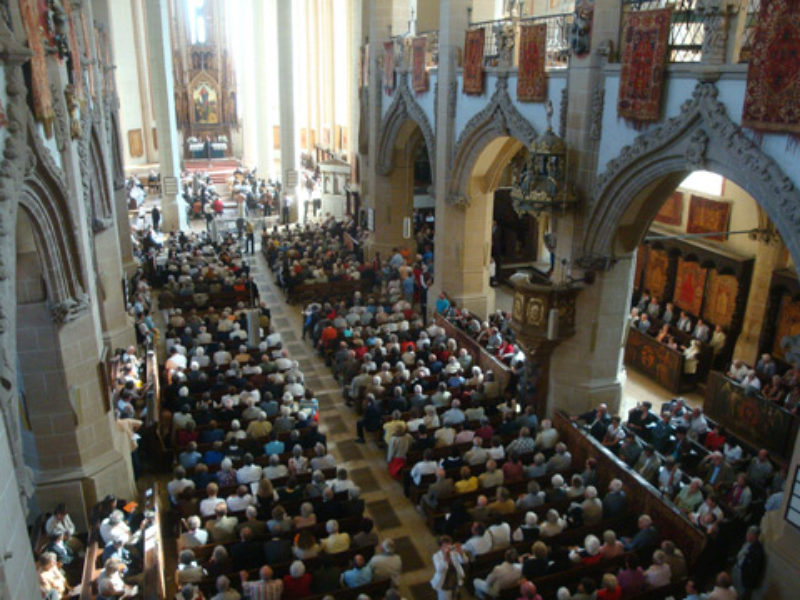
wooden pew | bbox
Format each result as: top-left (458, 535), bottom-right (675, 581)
top-left (78, 535), bottom-right (101, 600)
top-left (625, 327), bottom-right (686, 393)
top-left (143, 483), bottom-right (166, 600)
top-left (553, 411), bottom-right (707, 565)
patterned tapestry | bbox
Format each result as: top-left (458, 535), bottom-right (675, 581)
top-left (517, 24), bottom-right (547, 102)
top-left (687, 195), bottom-right (731, 241)
top-left (773, 294), bottom-right (800, 359)
top-left (383, 41), bottom-right (395, 95)
top-left (617, 9), bottom-right (671, 123)
top-left (703, 270), bottom-right (739, 328)
top-left (412, 37), bottom-right (429, 93)
top-left (654, 191), bottom-right (683, 225)
top-left (644, 247), bottom-right (669, 300)
top-left (63, 0), bottom-right (83, 98)
top-left (19, 0), bottom-right (54, 137)
top-left (463, 28), bottom-right (486, 95)
top-left (741, 0), bottom-right (800, 134)
top-left (673, 258), bottom-right (707, 316)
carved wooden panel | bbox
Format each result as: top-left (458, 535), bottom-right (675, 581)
top-left (644, 248), bottom-right (669, 299)
top-left (773, 294), bottom-right (800, 360)
top-left (705, 371), bottom-right (799, 459)
top-left (625, 327), bottom-right (683, 393)
top-left (672, 258), bottom-right (707, 316)
top-left (703, 270), bottom-right (739, 328)
top-left (128, 128), bottom-right (143, 157)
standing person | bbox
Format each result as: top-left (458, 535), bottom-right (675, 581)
top-left (245, 221), bottom-right (255, 255)
top-left (151, 205), bottom-right (161, 231)
top-left (430, 535), bottom-right (468, 600)
top-left (732, 526), bottom-right (765, 599)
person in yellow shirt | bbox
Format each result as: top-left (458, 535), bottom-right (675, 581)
top-left (321, 520), bottom-right (351, 553)
top-left (455, 466), bottom-right (479, 494)
top-left (245, 412), bottom-right (273, 439)
top-left (382, 410), bottom-right (406, 446)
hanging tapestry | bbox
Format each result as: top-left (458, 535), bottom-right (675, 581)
top-left (644, 247), bottom-right (669, 300)
top-left (463, 28), bottom-right (486, 95)
top-left (80, 10), bottom-right (95, 98)
top-left (412, 37), bottom-right (429, 93)
top-left (673, 258), bottom-right (707, 316)
top-left (687, 195), bottom-right (731, 241)
top-left (703, 270), bottom-right (739, 328)
top-left (19, 0), bottom-right (54, 136)
top-left (654, 191), bottom-right (683, 225)
top-left (383, 41), bottom-right (395, 95)
top-left (773, 294), bottom-right (800, 359)
top-left (741, 0), bottom-right (800, 134)
top-left (617, 9), bottom-right (671, 123)
top-left (517, 24), bottom-right (547, 102)
top-left (62, 1), bottom-right (83, 98)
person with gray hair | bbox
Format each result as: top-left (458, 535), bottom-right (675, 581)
top-left (322, 519), bottom-right (351, 553)
top-left (310, 442), bottom-right (336, 470)
top-left (367, 537), bottom-right (403, 585)
top-left (179, 515), bottom-right (209, 548)
top-left (732, 526), bottom-right (765, 598)
top-left (210, 574), bottom-right (240, 600)
top-left (240, 565), bottom-right (282, 599)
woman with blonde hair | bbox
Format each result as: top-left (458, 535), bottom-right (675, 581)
top-left (597, 573), bottom-right (622, 600)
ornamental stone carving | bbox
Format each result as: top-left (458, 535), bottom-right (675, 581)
top-left (448, 73), bottom-right (537, 207)
top-left (559, 87), bottom-right (568, 139)
top-left (376, 72), bottom-right (436, 184)
top-left (584, 81), bottom-right (800, 269)
top-left (50, 294), bottom-right (90, 323)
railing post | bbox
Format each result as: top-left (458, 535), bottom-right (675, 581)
top-left (726, 0), bottom-right (752, 63)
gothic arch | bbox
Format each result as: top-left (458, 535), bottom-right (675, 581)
top-left (20, 119), bottom-right (89, 319)
top-left (376, 75), bottom-right (436, 183)
top-left (448, 74), bottom-right (537, 207)
top-left (582, 82), bottom-right (800, 268)
top-left (89, 121), bottom-right (113, 230)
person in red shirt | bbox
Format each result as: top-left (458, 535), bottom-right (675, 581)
top-left (597, 573), bottom-right (623, 600)
top-left (282, 560), bottom-right (312, 598)
top-left (212, 197), bottom-right (224, 215)
top-left (704, 426), bottom-right (727, 452)
top-left (502, 452), bottom-right (525, 484)
top-left (318, 325), bottom-right (338, 350)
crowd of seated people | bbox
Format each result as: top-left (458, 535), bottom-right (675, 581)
top-left (157, 240), bottom-right (406, 600)
top-left (725, 355), bottom-right (800, 414)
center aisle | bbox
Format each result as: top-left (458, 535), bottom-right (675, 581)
top-left (249, 248), bottom-right (445, 600)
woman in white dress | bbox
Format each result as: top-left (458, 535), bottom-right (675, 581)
top-left (430, 535), bottom-right (468, 600)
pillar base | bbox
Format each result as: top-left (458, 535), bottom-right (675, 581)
top-left (103, 321), bottom-right (136, 351)
top-left (122, 258), bottom-right (139, 278)
top-left (447, 290), bottom-right (496, 320)
top-left (548, 373), bottom-right (624, 418)
top-left (34, 448), bottom-right (135, 532)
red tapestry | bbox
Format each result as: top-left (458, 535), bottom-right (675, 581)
top-left (617, 9), bottom-right (671, 123)
top-left (687, 195), bottom-right (731, 241)
top-left (773, 294), bottom-right (800, 359)
top-left (463, 29), bottom-right (485, 95)
top-left (517, 24), bottom-right (547, 102)
top-left (411, 37), bottom-right (429, 93)
top-left (19, 0), bottom-right (54, 137)
top-left (703, 270), bottom-right (739, 328)
top-left (63, 1), bottom-right (83, 98)
top-left (644, 248), bottom-right (669, 300)
top-left (741, 0), bottom-right (800, 134)
top-left (383, 41), bottom-right (395, 95)
top-left (654, 191), bottom-right (683, 225)
top-left (673, 258), bottom-right (707, 316)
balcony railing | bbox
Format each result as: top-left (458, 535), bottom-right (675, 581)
top-left (623, 0), bottom-right (704, 63)
top-left (390, 30), bottom-right (439, 71)
top-left (467, 13), bottom-right (573, 70)
top-left (737, 0), bottom-right (760, 63)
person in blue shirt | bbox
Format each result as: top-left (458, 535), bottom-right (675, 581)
top-left (683, 578), bottom-right (703, 600)
top-left (264, 432), bottom-right (286, 456)
top-left (341, 554), bottom-right (373, 588)
top-left (201, 441), bottom-right (224, 466)
top-left (198, 420), bottom-right (225, 444)
top-left (178, 442), bottom-right (202, 469)
top-left (435, 293), bottom-right (450, 315)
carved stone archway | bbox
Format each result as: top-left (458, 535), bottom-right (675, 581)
top-left (448, 73), bottom-right (537, 207)
top-left (376, 73), bottom-right (436, 184)
top-left (582, 81), bottom-right (800, 268)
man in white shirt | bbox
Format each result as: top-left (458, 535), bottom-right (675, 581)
top-left (226, 485), bottom-right (255, 513)
top-left (179, 515), bottom-right (209, 549)
top-left (236, 454), bottom-right (263, 484)
top-left (410, 449), bottom-right (438, 485)
top-left (213, 344), bottom-right (232, 366)
top-left (167, 467), bottom-right (195, 504)
top-left (199, 483), bottom-right (223, 518)
top-left (464, 522), bottom-right (493, 560)
top-left (535, 420), bottom-right (559, 450)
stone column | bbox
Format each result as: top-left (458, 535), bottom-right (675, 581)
top-left (144, 0), bottom-right (185, 231)
top-left (548, 254), bottom-right (635, 417)
top-left (349, 0), bottom-right (363, 160)
top-left (277, 0), bottom-right (298, 222)
top-left (131, 0), bottom-right (158, 163)
top-left (253, 0), bottom-right (275, 178)
top-left (734, 240), bottom-right (785, 363)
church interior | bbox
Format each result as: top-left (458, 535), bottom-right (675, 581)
top-left (3, 0), bottom-right (800, 598)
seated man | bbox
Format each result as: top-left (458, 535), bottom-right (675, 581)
top-left (472, 548), bottom-right (522, 599)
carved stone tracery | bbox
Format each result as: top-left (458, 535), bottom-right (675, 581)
top-left (584, 81), bottom-right (800, 268)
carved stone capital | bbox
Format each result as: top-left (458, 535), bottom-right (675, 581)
top-left (447, 194), bottom-right (470, 208)
top-left (92, 216), bottom-right (113, 232)
top-left (50, 295), bottom-right (90, 324)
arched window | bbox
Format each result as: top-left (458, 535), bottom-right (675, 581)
top-left (187, 0), bottom-right (207, 44)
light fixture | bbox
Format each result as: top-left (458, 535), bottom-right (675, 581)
top-left (510, 101), bottom-right (578, 217)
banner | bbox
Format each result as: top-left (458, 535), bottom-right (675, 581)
top-left (463, 28), bottom-right (486, 95)
top-left (517, 24), bottom-right (547, 102)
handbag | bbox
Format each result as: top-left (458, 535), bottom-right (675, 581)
top-left (442, 561), bottom-right (458, 591)
top-left (387, 457), bottom-right (406, 480)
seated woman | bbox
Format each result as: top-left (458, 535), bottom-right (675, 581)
top-left (454, 466), bottom-right (479, 494)
top-left (617, 554), bottom-right (646, 596)
top-left (569, 534), bottom-right (602, 566)
top-left (293, 529), bottom-right (321, 560)
top-left (539, 509), bottom-right (566, 538)
top-left (597, 573), bottom-right (622, 600)
top-left (655, 323), bottom-right (670, 343)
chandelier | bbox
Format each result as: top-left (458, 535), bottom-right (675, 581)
top-left (510, 102), bottom-right (577, 216)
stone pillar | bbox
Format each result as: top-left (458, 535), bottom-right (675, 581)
top-left (364, 0), bottom-right (393, 253)
top-left (349, 0), bottom-right (363, 160)
top-left (277, 0), bottom-right (298, 222)
top-left (253, 0), bottom-right (276, 178)
top-left (548, 254), bottom-right (635, 417)
top-left (369, 148), bottom-right (415, 259)
top-left (131, 0), bottom-right (158, 163)
top-left (734, 241), bottom-right (785, 363)
top-left (144, 0), bottom-right (185, 231)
